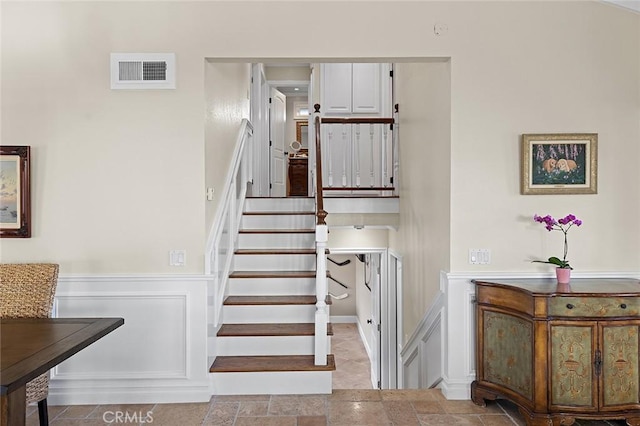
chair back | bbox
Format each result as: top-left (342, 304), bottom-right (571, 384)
top-left (0, 263), bottom-right (59, 318)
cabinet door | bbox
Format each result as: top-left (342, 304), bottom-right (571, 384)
top-left (321, 63), bottom-right (352, 114)
top-left (352, 63), bottom-right (381, 113)
top-left (599, 321), bottom-right (640, 409)
top-left (549, 322), bottom-right (598, 410)
top-left (481, 310), bottom-right (534, 401)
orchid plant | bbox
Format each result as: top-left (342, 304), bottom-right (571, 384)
top-left (532, 214), bottom-right (582, 270)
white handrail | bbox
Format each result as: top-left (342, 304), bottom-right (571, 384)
top-left (205, 118), bottom-right (253, 327)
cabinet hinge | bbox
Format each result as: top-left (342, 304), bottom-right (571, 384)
top-left (390, 123), bottom-right (393, 131)
top-left (269, 183), bottom-right (272, 189)
top-left (251, 76), bottom-right (253, 83)
top-left (389, 70), bottom-right (393, 78)
top-left (269, 140), bottom-right (272, 147)
top-left (377, 380), bottom-right (381, 389)
top-left (390, 177), bottom-right (394, 184)
top-left (377, 323), bottom-right (381, 332)
top-left (269, 97), bottom-right (272, 104)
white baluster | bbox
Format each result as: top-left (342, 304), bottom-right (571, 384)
top-left (369, 124), bottom-right (375, 187)
top-left (383, 125), bottom-right (388, 188)
top-left (327, 127), bottom-right (333, 187)
top-left (342, 124), bottom-right (347, 187)
top-left (355, 124), bottom-right (361, 187)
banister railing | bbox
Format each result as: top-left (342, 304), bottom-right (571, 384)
top-left (205, 119), bottom-right (253, 329)
top-left (312, 104), bottom-right (396, 365)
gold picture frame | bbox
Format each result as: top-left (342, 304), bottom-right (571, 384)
top-left (521, 133), bottom-right (597, 195)
top-left (0, 146), bottom-right (31, 237)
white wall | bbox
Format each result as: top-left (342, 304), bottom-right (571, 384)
top-left (1, 1), bottom-right (638, 352)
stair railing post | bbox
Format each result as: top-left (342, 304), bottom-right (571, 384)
top-left (314, 223), bottom-right (329, 366)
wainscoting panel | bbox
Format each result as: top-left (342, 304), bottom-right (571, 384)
top-left (400, 273), bottom-right (445, 390)
top-left (48, 275), bottom-right (211, 405)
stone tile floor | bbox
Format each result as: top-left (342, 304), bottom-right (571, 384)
top-left (26, 324), bottom-right (627, 425)
top-left (28, 390), bottom-right (629, 425)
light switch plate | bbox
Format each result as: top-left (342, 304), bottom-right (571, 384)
top-left (169, 250), bottom-right (186, 266)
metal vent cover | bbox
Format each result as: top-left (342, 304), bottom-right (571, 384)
top-left (111, 53), bottom-right (175, 89)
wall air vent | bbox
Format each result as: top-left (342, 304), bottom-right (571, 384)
top-left (110, 53), bottom-right (176, 90)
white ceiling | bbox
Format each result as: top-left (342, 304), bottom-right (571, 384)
top-left (601, 0), bottom-right (640, 13)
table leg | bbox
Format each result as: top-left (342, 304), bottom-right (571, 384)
top-left (1, 384), bottom-right (26, 426)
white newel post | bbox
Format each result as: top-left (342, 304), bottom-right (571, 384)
top-left (314, 223), bottom-right (329, 365)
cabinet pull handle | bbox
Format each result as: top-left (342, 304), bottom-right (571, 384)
top-left (566, 304), bottom-right (574, 309)
top-left (620, 303), bottom-right (627, 309)
top-left (594, 349), bottom-right (602, 376)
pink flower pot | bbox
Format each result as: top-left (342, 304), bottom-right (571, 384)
top-left (556, 267), bottom-right (571, 284)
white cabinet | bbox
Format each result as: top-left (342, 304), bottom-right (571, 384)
top-left (321, 63), bottom-right (388, 115)
top-left (318, 63), bottom-right (393, 191)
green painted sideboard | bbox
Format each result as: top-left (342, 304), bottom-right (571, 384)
top-left (471, 278), bottom-right (640, 426)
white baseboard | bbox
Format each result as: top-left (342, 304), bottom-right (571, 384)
top-left (330, 315), bottom-right (357, 323)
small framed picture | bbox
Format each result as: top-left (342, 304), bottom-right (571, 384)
top-left (0, 146), bottom-right (31, 237)
top-left (521, 133), bottom-right (597, 195)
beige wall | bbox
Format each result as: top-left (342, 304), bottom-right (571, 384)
top-left (327, 254), bottom-right (357, 316)
top-left (1, 2), bottom-right (638, 343)
top-left (204, 61), bottom-right (251, 241)
top-left (389, 61), bottom-right (452, 342)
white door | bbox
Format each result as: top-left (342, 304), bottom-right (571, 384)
top-left (269, 88), bottom-right (286, 197)
top-left (369, 253), bottom-right (382, 389)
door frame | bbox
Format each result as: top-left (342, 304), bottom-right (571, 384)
top-left (266, 80), bottom-right (310, 196)
top-left (268, 87), bottom-right (287, 197)
top-left (250, 64), bottom-right (269, 197)
top-left (328, 247), bottom-right (398, 389)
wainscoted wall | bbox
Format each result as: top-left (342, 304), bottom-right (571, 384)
top-left (439, 270), bottom-right (640, 400)
top-left (399, 271), bottom-right (446, 390)
top-left (49, 274), bottom-right (211, 405)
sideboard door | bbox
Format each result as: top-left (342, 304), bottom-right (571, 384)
top-left (599, 321), bottom-right (640, 410)
top-left (549, 322), bottom-right (599, 411)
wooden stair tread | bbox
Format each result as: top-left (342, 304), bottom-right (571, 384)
top-left (218, 323), bottom-right (333, 337)
top-left (246, 196), bottom-right (314, 199)
top-left (324, 195), bottom-right (399, 199)
top-left (230, 270), bottom-right (316, 278)
top-left (210, 354), bottom-right (336, 373)
top-left (224, 296), bottom-right (317, 305)
top-left (322, 186), bottom-right (395, 191)
top-left (243, 211), bottom-right (315, 216)
top-left (239, 229), bottom-right (315, 234)
top-left (235, 249), bottom-right (316, 255)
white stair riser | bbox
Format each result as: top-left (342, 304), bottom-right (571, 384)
top-left (237, 233), bottom-right (315, 249)
top-left (244, 198), bottom-right (314, 213)
top-left (217, 336), bottom-right (319, 356)
top-left (234, 254), bottom-right (316, 271)
top-left (211, 371), bottom-right (332, 395)
top-left (222, 305), bottom-right (315, 323)
top-left (228, 278), bottom-right (316, 296)
top-left (241, 214), bottom-right (315, 230)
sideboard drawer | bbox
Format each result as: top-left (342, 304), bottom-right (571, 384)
top-left (549, 297), bottom-right (640, 317)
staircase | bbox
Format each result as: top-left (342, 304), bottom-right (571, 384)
top-left (209, 196), bottom-right (336, 395)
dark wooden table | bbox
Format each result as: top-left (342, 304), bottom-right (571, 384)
top-left (0, 317), bottom-right (124, 426)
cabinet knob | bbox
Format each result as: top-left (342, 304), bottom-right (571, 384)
top-left (620, 303), bottom-right (627, 309)
top-left (367, 319), bottom-right (372, 324)
top-left (566, 304), bottom-right (574, 309)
